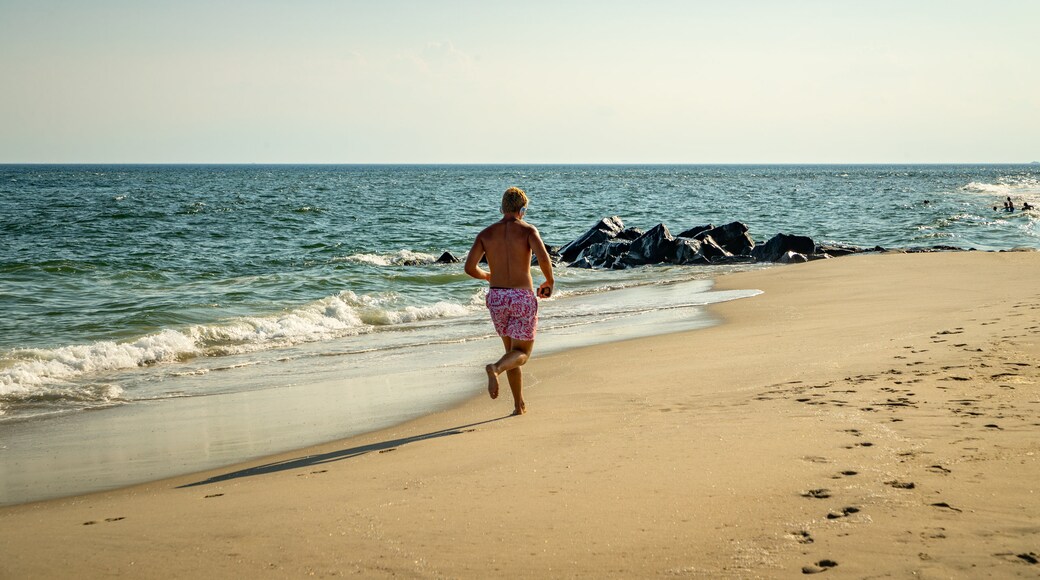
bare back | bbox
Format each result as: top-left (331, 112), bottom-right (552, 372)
top-left (478, 218), bottom-right (538, 289)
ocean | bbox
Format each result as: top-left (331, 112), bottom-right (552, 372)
top-left (2, 164), bottom-right (1038, 503)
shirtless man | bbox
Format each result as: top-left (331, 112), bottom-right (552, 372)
top-left (464, 187), bottom-right (554, 416)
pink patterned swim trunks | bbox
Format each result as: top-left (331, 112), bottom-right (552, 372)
top-left (485, 287), bottom-right (538, 341)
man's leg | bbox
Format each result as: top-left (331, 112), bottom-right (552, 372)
top-left (486, 337), bottom-right (511, 400)
top-left (486, 337), bottom-right (533, 415)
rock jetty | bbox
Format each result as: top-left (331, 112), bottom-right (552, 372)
top-left (546, 216), bottom-right (969, 269)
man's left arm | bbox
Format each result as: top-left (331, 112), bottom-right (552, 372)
top-left (530, 227), bottom-right (554, 297)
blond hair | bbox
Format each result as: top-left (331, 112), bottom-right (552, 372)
top-left (501, 187), bottom-right (529, 214)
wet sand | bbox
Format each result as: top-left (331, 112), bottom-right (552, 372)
top-left (1, 251), bottom-right (1038, 578)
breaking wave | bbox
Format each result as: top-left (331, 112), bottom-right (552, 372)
top-left (961, 176), bottom-right (1040, 196)
top-left (0, 291), bottom-right (473, 399)
top-left (332, 250), bottom-right (439, 266)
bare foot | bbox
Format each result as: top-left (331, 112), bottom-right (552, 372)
top-left (511, 403), bottom-right (526, 416)
top-left (486, 364), bottom-right (499, 399)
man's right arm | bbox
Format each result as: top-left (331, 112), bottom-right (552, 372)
top-left (464, 234), bottom-right (491, 281)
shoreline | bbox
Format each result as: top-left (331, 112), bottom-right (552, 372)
top-left (0, 277), bottom-right (753, 506)
top-left (2, 252), bottom-right (1038, 577)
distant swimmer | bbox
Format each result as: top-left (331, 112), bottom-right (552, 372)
top-left (1005, 196), bottom-right (1015, 212)
top-left (1024, 202), bottom-right (1035, 211)
top-left (464, 187), bottom-right (554, 416)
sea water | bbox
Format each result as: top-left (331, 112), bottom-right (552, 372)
top-left (1, 164), bottom-right (1038, 503)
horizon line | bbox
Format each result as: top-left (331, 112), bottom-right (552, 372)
top-left (2, 161), bottom-right (1039, 166)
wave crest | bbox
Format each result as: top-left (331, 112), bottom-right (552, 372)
top-left (1, 330), bottom-right (197, 394)
top-left (332, 250), bottom-right (439, 266)
top-left (962, 177), bottom-right (1040, 195)
top-left (1, 291), bottom-right (473, 398)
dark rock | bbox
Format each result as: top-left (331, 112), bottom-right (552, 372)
top-left (620, 223), bottom-right (677, 266)
top-left (710, 255), bottom-right (757, 265)
top-left (751, 233), bottom-right (816, 262)
top-left (532, 245), bottom-right (564, 267)
top-left (698, 235), bottom-right (734, 262)
top-left (569, 256), bottom-right (594, 269)
top-left (559, 216), bottom-right (625, 263)
top-left (576, 240), bottom-right (631, 269)
top-left (435, 251), bottom-right (460, 264)
top-left (532, 247), bottom-right (563, 267)
top-left (672, 238), bottom-right (709, 265)
top-left (778, 251), bottom-right (808, 264)
top-left (615, 227), bottom-right (644, 241)
top-left (677, 224), bottom-right (714, 239)
top-left (697, 221), bottom-right (755, 256)
top-left (817, 244), bottom-right (865, 258)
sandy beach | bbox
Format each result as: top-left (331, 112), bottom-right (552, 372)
top-left (2, 251), bottom-right (1038, 578)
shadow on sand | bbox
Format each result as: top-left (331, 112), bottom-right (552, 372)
top-left (176, 416), bottom-right (508, 489)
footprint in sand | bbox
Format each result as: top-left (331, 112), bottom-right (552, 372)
top-left (885, 480), bottom-right (916, 489)
top-left (84, 517), bottom-right (125, 525)
top-left (789, 530), bottom-right (814, 544)
top-left (204, 493), bottom-right (224, 498)
top-left (801, 488), bottom-right (832, 499)
top-left (843, 441), bottom-right (875, 449)
top-left (930, 502), bottom-right (962, 512)
top-left (298, 469), bottom-right (329, 477)
top-left (927, 465), bottom-right (952, 474)
top-left (1016, 553), bottom-right (1039, 564)
top-left (921, 527), bottom-right (946, 539)
top-left (826, 506), bottom-right (860, 519)
top-left (801, 559), bottom-right (838, 574)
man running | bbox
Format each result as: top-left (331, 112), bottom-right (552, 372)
top-left (464, 187), bottom-right (554, 416)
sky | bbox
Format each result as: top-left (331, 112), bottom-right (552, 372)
top-left (0, 0), bottom-right (1037, 163)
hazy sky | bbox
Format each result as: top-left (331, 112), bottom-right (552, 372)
top-left (1, 0), bottom-right (1037, 163)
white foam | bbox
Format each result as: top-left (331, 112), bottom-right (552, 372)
top-left (1, 330), bottom-right (198, 394)
top-left (331, 250), bottom-right (438, 266)
top-left (0, 290), bottom-right (475, 397)
top-left (190, 294), bottom-right (367, 352)
top-left (962, 177), bottom-right (1040, 196)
